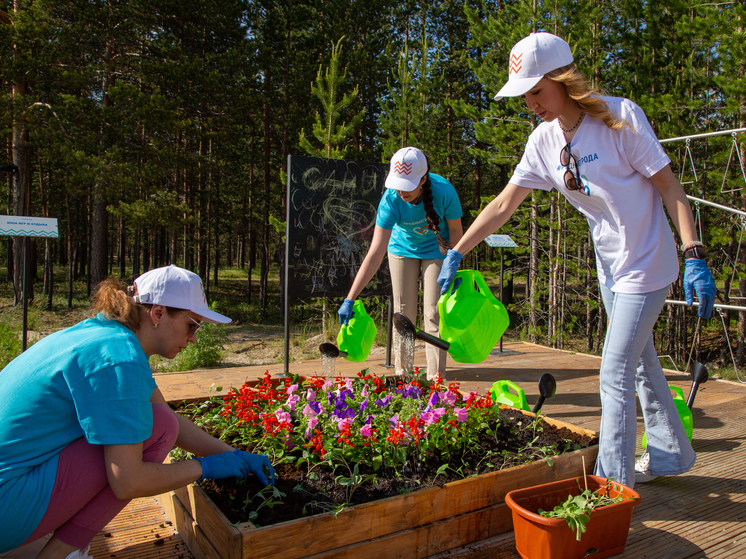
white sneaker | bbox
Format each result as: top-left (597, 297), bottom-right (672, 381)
top-left (66, 546), bottom-right (93, 559)
top-left (634, 451), bottom-right (659, 484)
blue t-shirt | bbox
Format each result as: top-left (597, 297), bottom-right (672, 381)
top-left (376, 173), bottom-right (463, 260)
top-left (0, 314), bottom-right (156, 551)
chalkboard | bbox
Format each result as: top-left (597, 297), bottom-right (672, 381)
top-left (285, 155), bottom-right (392, 299)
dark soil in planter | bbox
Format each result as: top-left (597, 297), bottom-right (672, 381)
top-left (199, 408), bottom-right (597, 527)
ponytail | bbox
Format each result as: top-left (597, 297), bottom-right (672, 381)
top-left (421, 171), bottom-right (451, 255)
top-left (90, 278), bottom-right (143, 332)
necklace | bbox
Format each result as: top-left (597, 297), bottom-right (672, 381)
top-left (559, 112), bottom-right (585, 133)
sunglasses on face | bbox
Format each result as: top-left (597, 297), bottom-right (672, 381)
top-left (560, 143), bottom-right (588, 195)
top-left (180, 311), bottom-right (202, 337)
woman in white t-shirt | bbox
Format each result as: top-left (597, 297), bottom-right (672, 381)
top-left (338, 147), bottom-right (463, 380)
top-left (436, 32), bottom-right (716, 488)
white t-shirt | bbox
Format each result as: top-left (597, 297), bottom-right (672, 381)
top-left (510, 96), bottom-right (678, 294)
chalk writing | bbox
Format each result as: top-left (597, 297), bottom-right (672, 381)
top-left (286, 155), bottom-right (392, 298)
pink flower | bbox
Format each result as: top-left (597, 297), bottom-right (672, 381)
top-left (420, 411), bottom-right (437, 425)
top-left (361, 386), bottom-right (369, 398)
top-left (285, 394), bottom-right (300, 411)
top-left (344, 378), bottom-right (353, 391)
top-left (360, 424), bottom-right (374, 438)
top-left (337, 417), bottom-right (353, 430)
top-left (432, 408), bottom-right (446, 420)
top-left (275, 409), bottom-right (291, 423)
top-left (287, 384), bottom-right (299, 395)
top-left (302, 403), bottom-right (318, 418)
top-left (454, 407), bottom-right (468, 422)
top-left (440, 391), bottom-right (457, 406)
top-left (304, 416), bottom-right (318, 438)
top-left (306, 388), bottom-right (317, 401)
top-left (322, 379), bottom-right (334, 392)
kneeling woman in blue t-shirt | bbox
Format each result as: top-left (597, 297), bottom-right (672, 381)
top-left (338, 147), bottom-right (463, 380)
top-left (0, 265), bottom-right (274, 558)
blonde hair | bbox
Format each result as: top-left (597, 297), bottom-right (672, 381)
top-left (545, 64), bottom-right (632, 131)
top-left (90, 278), bottom-right (144, 331)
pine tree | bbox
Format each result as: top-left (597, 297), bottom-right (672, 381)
top-left (299, 37), bottom-right (365, 159)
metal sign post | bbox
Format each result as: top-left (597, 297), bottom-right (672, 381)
top-left (0, 216), bottom-right (59, 350)
top-left (484, 234), bottom-right (518, 353)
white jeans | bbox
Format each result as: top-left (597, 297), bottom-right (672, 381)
top-left (594, 283), bottom-right (696, 487)
top-left (388, 252), bottom-right (447, 379)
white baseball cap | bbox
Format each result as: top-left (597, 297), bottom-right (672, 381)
top-left (133, 265), bottom-right (231, 324)
top-left (385, 147), bottom-right (428, 192)
top-left (494, 32), bottom-right (573, 100)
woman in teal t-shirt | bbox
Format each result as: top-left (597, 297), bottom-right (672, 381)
top-left (338, 147), bottom-right (463, 380)
top-left (0, 265), bottom-right (274, 558)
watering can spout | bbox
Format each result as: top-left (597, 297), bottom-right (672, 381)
top-left (319, 343), bottom-right (347, 359)
top-left (531, 373), bottom-right (557, 414)
top-left (687, 362), bottom-right (708, 410)
top-left (393, 312), bottom-right (450, 351)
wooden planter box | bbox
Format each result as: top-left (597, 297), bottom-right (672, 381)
top-left (157, 413), bottom-right (598, 559)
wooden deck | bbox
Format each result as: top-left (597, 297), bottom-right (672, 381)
top-left (9, 341), bottom-right (746, 558)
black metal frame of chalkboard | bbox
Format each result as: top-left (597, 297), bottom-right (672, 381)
top-left (283, 154), bottom-right (394, 373)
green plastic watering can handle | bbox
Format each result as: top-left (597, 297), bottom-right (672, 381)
top-left (490, 380), bottom-right (529, 411)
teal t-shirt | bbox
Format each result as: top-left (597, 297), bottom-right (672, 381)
top-left (0, 314), bottom-right (156, 552)
top-left (376, 173), bottom-right (462, 260)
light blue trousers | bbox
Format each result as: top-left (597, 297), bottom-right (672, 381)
top-left (594, 283), bottom-right (696, 487)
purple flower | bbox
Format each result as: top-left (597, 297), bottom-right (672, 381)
top-left (396, 384), bottom-right (422, 399)
top-left (389, 414), bottom-right (399, 427)
top-left (375, 394), bottom-right (392, 408)
top-left (454, 407), bottom-right (468, 422)
top-left (428, 391), bottom-right (439, 407)
top-left (359, 397), bottom-right (369, 417)
top-left (337, 407), bottom-right (355, 420)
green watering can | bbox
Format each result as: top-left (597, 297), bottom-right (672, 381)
top-left (490, 374), bottom-right (557, 414)
top-left (319, 300), bottom-right (377, 362)
top-left (642, 362), bottom-right (707, 448)
top-left (437, 270), bottom-right (509, 363)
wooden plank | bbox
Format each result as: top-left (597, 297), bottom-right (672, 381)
top-left (306, 502), bottom-right (514, 559)
top-left (168, 495), bottom-right (222, 559)
top-left (187, 484), bottom-right (242, 559)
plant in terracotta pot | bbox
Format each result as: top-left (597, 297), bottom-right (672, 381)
top-left (505, 473), bottom-right (640, 559)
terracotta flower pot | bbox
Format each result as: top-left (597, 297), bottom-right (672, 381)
top-left (505, 475), bottom-right (640, 559)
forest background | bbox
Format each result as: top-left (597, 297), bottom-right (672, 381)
top-left (1, 0), bottom-right (745, 377)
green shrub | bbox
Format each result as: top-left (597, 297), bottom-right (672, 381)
top-left (0, 323), bottom-right (22, 370)
top-left (167, 321), bottom-right (227, 372)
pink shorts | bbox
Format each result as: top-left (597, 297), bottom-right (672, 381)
top-left (22, 403), bottom-right (178, 549)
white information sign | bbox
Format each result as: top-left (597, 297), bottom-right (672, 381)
top-left (484, 234), bottom-right (518, 248)
top-left (0, 215), bottom-right (59, 238)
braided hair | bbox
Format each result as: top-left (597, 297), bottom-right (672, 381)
top-left (420, 159), bottom-right (451, 255)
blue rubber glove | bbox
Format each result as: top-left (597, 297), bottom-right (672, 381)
top-left (437, 249), bottom-right (464, 295)
top-left (683, 258), bottom-right (716, 319)
top-left (234, 449), bottom-right (275, 486)
top-left (194, 450), bottom-right (250, 481)
top-left (338, 298), bottom-right (355, 325)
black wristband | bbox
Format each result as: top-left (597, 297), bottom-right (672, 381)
top-left (684, 246), bottom-right (707, 260)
